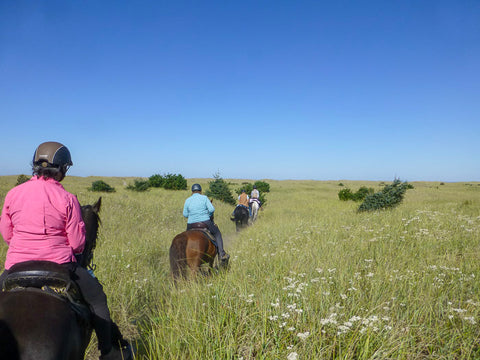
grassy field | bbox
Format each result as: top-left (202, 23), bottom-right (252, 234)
top-left (1, 176), bottom-right (479, 359)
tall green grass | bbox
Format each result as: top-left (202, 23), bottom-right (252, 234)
top-left (0, 177), bottom-right (479, 359)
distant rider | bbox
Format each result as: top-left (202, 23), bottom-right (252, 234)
top-left (249, 185), bottom-right (261, 210)
top-left (183, 183), bottom-right (230, 263)
top-left (250, 185), bottom-right (260, 201)
top-left (232, 189), bottom-right (250, 217)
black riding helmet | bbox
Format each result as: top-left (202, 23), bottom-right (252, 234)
top-left (33, 141), bottom-right (73, 169)
top-left (191, 183), bottom-right (202, 192)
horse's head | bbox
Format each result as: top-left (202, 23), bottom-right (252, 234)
top-left (79, 197), bottom-right (101, 268)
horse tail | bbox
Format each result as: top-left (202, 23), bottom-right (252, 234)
top-left (169, 233), bottom-right (188, 280)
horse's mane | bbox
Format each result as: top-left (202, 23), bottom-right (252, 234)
top-left (79, 197), bottom-right (101, 269)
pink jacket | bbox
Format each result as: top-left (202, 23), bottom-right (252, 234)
top-left (0, 176), bottom-right (85, 270)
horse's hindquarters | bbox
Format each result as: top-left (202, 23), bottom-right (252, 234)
top-left (251, 202), bottom-right (259, 222)
top-left (170, 230), bottom-right (217, 280)
top-left (234, 207), bottom-right (250, 231)
top-left (0, 291), bottom-right (91, 360)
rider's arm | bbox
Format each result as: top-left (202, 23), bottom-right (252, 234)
top-left (65, 195), bottom-right (86, 255)
top-left (0, 195), bottom-right (13, 244)
top-left (206, 198), bottom-right (215, 216)
top-left (183, 199), bottom-right (190, 218)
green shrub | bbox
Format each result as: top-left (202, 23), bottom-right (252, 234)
top-left (148, 174), bottom-right (164, 188)
top-left (254, 180), bottom-right (270, 193)
top-left (338, 188), bottom-right (354, 201)
top-left (89, 180), bottom-right (116, 193)
top-left (358, 179), bottom-right (411, 212)
top-left (205, 173), bottom-right (235, 205)
top-left (126, 179), bottom-right (150, 192)
top-left (162, 173), bottom-right (187, 190)
top-left (353, 186), bottom-right (374, 201)
top-left (338, 186), bottom-right (374, 202)
top-left (16, 174), bottom-right (30, 186)
top-left (149, 173), bottom-right (187, 190)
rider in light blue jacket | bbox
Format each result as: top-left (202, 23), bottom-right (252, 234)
top-left (183, 191), bottom-right (215, 224)
top-left (183, 183), bottom-right (230, 262)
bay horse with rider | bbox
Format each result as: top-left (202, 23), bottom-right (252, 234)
top-left (170, 183), bottom-right (230, 280)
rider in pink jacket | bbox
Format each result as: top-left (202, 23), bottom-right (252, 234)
top-left (0, 142), bottom-right (132, 360)
top-left (0, 175), bottom-right (85, 269)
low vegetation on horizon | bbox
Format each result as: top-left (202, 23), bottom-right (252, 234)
top-left (0, 176), bottom-right (479, 359)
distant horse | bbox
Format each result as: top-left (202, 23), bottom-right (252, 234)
top-left (250, 200), bottom-right (260, 223)
top-left (169, 227), bottom-right (220, 280)
top-left (0, 197), bottom-right (102, 360)
top-left (231, 205), bottom-right (249, 232)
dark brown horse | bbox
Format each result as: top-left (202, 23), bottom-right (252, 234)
top-left (231, 205), bottom-right (250, 232)
top-left (0, 197), bottom-right (102, 360)
top-left (169, 229), bottom-right (221, 280)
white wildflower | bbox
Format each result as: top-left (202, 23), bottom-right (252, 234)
top-left (287, 352), bottom-right (298, 360)
top-left (297, 331), bottom-right (310, 340)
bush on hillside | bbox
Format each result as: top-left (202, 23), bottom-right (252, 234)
top-left (16, 174), bottom-right (30, 186)
top-left (89, 180), bottom-right (116, 193)
top-left (205, 173), bottom-right (236, 205)
top-left (126, 179), bottom-right (150, 192)
top-left (358, 179), bottom-right (411, 212)
top-left (163, 173), bottom-right (187, 190)
top-left (339, 186), bottom-right (374, 202)
top-left (254, 180), bottom-right (270, 193)
top-left (148, 174), bottom-right (164, 188)
top-left (354, 186), bottom-right (375, 201)
top-left (338, 188), bottom-right (354, 201)
top-left (149, 173), bottom-right (187, 190)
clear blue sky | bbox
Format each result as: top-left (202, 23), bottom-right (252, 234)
top-left (1, 1), bottom-right (479, 181)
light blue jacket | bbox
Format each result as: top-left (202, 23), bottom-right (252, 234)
top-left (183, 193), bottom-right (215, 224)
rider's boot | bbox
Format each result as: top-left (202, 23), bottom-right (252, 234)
top-left (98, 320), bottom-right (133, 360)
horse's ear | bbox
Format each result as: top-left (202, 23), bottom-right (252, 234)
top-left (93, 197), bottom-right (102, 214)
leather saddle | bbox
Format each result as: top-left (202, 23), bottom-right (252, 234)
top-left (188, 222), bottom-right (217, 247)
top-left (2, 261), bottom-right (91, 321)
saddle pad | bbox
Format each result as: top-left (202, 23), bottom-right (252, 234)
top-left (191, 229), bottom-right (217, 248)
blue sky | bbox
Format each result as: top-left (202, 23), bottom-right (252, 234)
top-left (1, 1), bottom-right (479, 181)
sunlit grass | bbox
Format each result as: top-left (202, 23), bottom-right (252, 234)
top-left (0, 177), bottom-right (479, 359)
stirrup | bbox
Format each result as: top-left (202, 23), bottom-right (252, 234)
top-left (99, 343), bottom-right (133, 360)
top-left (221, 253), bottom-right (230, 261)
